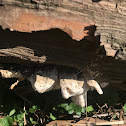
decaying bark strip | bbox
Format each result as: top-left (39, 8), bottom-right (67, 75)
top-left (0, 46), bottom-right (46, 63)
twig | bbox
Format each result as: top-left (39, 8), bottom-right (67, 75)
top-left (110, 114), bottom-right (117, 122)
top-left (33, 110), bottom-right (39, 126)
top-left (40, 118), bottom-right (43, 124)
top-left (93, 113), bottom-right (111, 118)
top-left (96, 103), bottom-right (108, 113)
top-left (95, 120), bottom-right (124, 125)
top-left (24, 101), bottom-right (27, 125)
top-left (38, 109), bottom-right (46, 124)
top-left (119, 109), bottom-right (123, 121)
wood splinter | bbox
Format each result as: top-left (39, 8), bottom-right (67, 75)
top-left (10, 78), bottom-right (24, 90)
top-left (0, 69), bottom-right (24, 90)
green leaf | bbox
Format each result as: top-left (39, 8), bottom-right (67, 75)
top-left (3, 116), bottom-right (13, 126)
top-left (14, 116), bottom-right (18, 122)
top-left (31, 121), bottom-right (38, 125)
top-left (29, 105), bottom-right (38, 113)
top-left (29, 108), bottom-right (35, 113)
top-left (9, 109), bottom-right (16, 116)
top-left (65, 105), bottom-right (71, 111)
top-left (0, 119), bottom-right (4, 126)
top-left (69, 102), bottom-right (76, 109)
top-left (17, 114), bottom-right (23, 121)
top-left (50, 113), bottom-right (56, 121)
top-left (81, 107), bottom-right (86, 113)
top-left (66, 103), bottom-right (75, 114)
top-left (32, 105), bottom-right (38, 110)
top-left (60, 103), bottom-right (68, 108)
top-left (68, 109), bottom-right (74, 114)
top-left (30, 117), bottom-right (33, 122)
top-left (74, 106), bottom-right (82, 116)
top-left (19, 122), bottom-right (23, 126)
top-left (53, 107), bottom-right (56, 111)
top-left (76, 111), bottom-right (81, 117)
top-left (30, 117), bottom-right (38, 124)
top-left (87, 105), bottom-right (94, 113)
top-left (75, 106), bottom-right (82, 113)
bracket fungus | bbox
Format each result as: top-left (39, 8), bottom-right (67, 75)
top-left (0, 66), bottom-right (103, 107)
top-left (28, 68), bottom-right (58, 93)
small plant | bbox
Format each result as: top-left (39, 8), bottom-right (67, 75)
top-left (0, 109), bottom-right (16, 126)
top-left (0, 108), bottom-right (27, 126)
top-left (29, 105), bottom-right (38, 114)
top-left (48, 102), bottom-right (95, 121)
top-left (60, 102), bottom-right (94, 116)
top-left (59, 102), bottom-right (86, 116)
top-left (0, 105), bottom-right (39, 126)
top-left (50, 113), bottom-right (57, 121)
top-left (13, 110), bottom-right (27, 126)
top-left (29, 105), bottom-right (38, 125)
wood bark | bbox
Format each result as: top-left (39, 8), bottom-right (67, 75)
top-left (0, 0), bottom-right (126, 60)
top-left (0, 0), bottom-right (126, 89)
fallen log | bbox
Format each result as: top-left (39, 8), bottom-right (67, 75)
top-left (0, 0), bottom-right (126, 106)
top-left (0, 0), bottom-right (126, 60)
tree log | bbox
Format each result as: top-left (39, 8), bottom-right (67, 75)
top-left (0, 0), bottom-right (126, 90)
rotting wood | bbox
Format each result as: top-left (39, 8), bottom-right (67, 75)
top-left (51, 120), bottom-right (124, 126)
top-left (0, 0), bottom-right (126, 60)
top-left (0, 46), bottom-right (46, 63)
top-left (0, 0), bottom-right (126, 92)
top-left (0, 28), bottom-right (98, 68)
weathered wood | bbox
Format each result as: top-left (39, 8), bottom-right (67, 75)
top-left (0, 46), bottom-right (46, 63)
top-left (0, 28), bottom-right (98, 68)
top-left (0, 0), bottom-right (126, 60)
top-left (0, 0), bottom-right (126, 90)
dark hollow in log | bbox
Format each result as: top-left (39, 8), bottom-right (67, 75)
top-left (0, 27), bottom-right (126, 90)
top-left (0, 27), bottom-right (99, 68)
